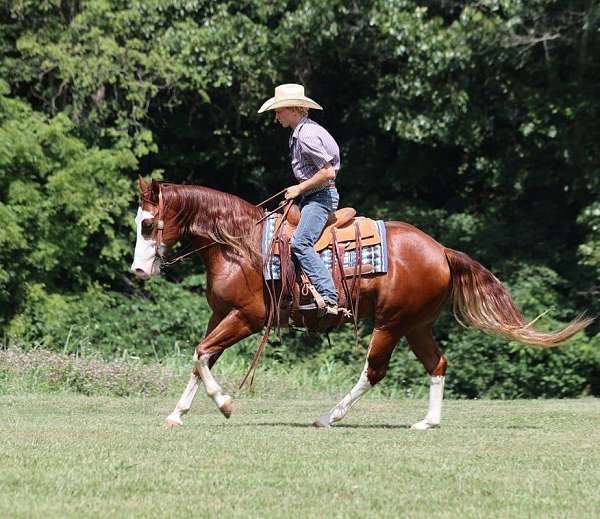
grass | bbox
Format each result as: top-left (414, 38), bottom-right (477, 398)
top-left (0, 345), bottom-right (426, 400)
top-left (1, 392), bottom-right (599, 518)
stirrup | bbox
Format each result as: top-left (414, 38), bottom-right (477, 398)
top-left (318, 303), bottom-right (339, 317)
top-left (298, 302), bottom-right (339, 316)
top-left (298, 302), bottom-right (320, 311)
top-left (298, 301), bottom-right (330, 312)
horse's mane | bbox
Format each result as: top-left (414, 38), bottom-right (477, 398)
top-left (162, 184), bottom-right (264, 267)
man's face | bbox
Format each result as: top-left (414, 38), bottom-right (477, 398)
top-left (274, 107), bottom-right (298, 128)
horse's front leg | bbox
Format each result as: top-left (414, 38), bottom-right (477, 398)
top-left (165, 315), bottom-right (222, 428)
top-left (164, 352), bottom-right (200, 427)
top-left (193, 310), bottom-right (256, 418)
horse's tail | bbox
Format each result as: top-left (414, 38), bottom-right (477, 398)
top-left (444, 248), bottom-right (593, 347)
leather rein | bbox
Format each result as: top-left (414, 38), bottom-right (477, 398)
top-left (152, 184), bottom-right (291, 267)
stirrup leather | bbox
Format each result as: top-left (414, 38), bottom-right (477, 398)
top-left (300, 274), bottom-right (326, 311)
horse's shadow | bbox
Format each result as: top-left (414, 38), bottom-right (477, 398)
top-left (221, 422), bottom-right (412, 430)
top-left (211, 421), bottom-right (544, 430)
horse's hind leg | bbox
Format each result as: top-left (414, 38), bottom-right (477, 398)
top-left (405, 326), bottom-right (447, 430)
top-left (313, 328), bottom-right (400, 428)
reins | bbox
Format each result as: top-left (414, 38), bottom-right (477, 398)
top-left (238, 198), bottom-right (295, 389)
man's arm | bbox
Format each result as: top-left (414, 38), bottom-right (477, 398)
top-left (284, 165), bottom-right (335, 199)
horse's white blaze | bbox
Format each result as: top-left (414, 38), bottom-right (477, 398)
top-left (315, 361), bottom-right (372, 427)
top-left (131, 207), bottom-right (159, 278)
top-left (410, 375), bottom-right (445, 430)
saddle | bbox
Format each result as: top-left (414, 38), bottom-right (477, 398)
top-left (274, 205), bottom-right (382, 275)
top-left (265, 203), bottom-right (383, 331)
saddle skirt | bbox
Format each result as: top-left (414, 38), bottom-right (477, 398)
top-left (262, 208), bottom-right (388, 281)
top-left (279, 208), bottom-right (383, 253)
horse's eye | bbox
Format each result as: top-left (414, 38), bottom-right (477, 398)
top-left (141, 220), bottom-right (153, 234)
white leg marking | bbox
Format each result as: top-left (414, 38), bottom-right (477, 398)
top-left (411, 375), bottom-right (445, 430)
top-left (165, 352), bottom-right (200, 427)
top-left (315, 362), bottom-right (372, 427)
top-left (165, 373), bottom-right (200, 426)
top-left (196, 353), bottom-right (232, 416)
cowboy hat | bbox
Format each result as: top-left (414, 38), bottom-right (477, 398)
top-left (257, 83), bottom-right (323, 113)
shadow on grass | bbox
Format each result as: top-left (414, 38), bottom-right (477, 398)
top-left (220, 422), bottom-right (412, 429)
top-left (504, 425), bottom-right (544, 430)
top-left (333, 423), bottom-right (412, 430)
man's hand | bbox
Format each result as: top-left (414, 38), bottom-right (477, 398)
top-left (284, 185), bottom-right (302, 200)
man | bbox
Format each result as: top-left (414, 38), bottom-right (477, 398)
top-left (258, 83), bottom-right (340, 316)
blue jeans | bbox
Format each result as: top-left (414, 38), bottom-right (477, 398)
top-left (291, 188), bottom-right (340, 304)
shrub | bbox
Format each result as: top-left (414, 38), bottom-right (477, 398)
top-left (7, 276), bottom-right (211, 359)
top-left (0, 346), bottom-right (177, 396)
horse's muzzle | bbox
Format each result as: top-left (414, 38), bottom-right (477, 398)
top-left (130, 256), bottom-right (161, 279)
top-left (131, 266), bottom-right (152, 279)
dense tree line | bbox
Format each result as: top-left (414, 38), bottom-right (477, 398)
top-left (1, 0), bottom-right (598, 396)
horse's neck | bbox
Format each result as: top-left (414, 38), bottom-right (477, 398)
top-left (167, 186), bottom-right (263, 272)
top-left (166, 185), bottom-right (260, 232)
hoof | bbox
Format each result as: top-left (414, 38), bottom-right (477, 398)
top-left (312, 418), bottom-right (332, 428)
top-left (410, 420), bottom-right (439, 431)
top-left (219, 396), bottom-right (233, 419)
top-left (164, 418), bottom-right (182, 429)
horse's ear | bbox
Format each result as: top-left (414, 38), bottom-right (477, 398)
top-left (150, 180), bottom-right (160, 203)
top-left (138, 175), bottom-right (148, 192)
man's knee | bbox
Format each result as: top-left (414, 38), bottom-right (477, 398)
top-left (291, 235), bottom-right (310, 254)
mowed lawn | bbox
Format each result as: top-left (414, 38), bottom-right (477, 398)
top-left (1, 394), bottom-right (599, 518)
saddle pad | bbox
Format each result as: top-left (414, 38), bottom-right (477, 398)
top-left (261, 213), bottom-right (388, 281)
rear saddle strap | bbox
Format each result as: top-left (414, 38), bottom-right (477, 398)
top-left (331, 224), bottom-right (361, 326)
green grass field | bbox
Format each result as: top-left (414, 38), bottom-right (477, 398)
top-left (1, 393), bottom-right (599, 518)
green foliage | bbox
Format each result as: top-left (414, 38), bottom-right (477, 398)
top-left (0, 345), bottom-right (177, 396)
top-left (0, 0), bottom-right (598, 397)
top-left (442, 329), bottom-right (599, 399)
top-left (577, 202), bottom-right (600, 316)
top-left (0, 87), bottom-right (136, 322)
top-left (0, 0), bottom-right (276, 158)
top-left (7, 277), bottom-right (211, 359)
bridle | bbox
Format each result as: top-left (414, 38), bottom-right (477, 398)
top-left (147, 183), bottom-right (293, 268)
top-left (154, 184), bottom-right (166, 260)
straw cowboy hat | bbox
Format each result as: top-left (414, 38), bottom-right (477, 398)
top-left (257, 83), bottom-right (323, 113)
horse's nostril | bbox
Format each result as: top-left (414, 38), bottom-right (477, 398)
top-left (133, 268), bottom-right (149, 279)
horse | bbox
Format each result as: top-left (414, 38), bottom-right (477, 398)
top-left (131, 177), bottom-right (592, 429)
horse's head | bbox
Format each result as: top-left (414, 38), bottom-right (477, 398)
top-left (130, 176), bottom-right (166, 279)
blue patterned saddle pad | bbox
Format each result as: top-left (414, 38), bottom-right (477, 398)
top-left (261, 213), bottom-right (388, 281)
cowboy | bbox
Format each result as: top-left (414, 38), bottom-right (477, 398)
top-left (258, 83), bottom-right (341, 316)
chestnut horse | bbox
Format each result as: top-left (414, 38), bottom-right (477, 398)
top-left (131, 178), bottom-right (591, 429)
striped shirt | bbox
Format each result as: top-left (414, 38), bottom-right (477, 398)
top-left (289, 117), bottom-right (340, 193)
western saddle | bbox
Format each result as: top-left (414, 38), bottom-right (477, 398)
top-left (266, 203), bottom-right (383, 324)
